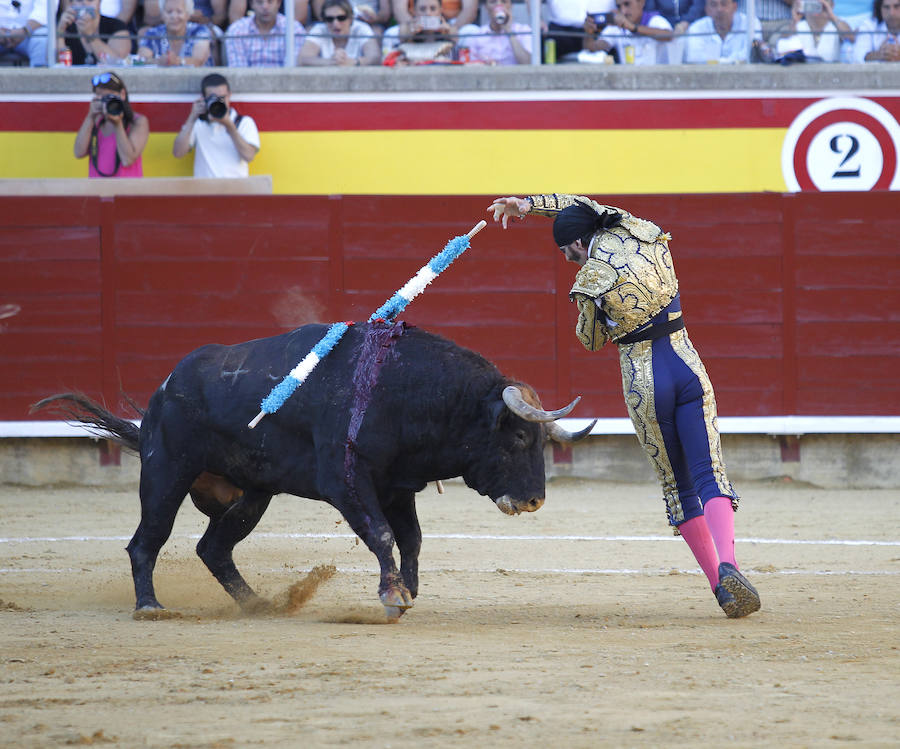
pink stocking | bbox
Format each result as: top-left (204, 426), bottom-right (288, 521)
top-left (704, 496), bottom-right (737, 568)
top-left (677, 516), bottom-right (720, 591)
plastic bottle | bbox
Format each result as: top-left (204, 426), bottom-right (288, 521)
top-left (839, 39), bottom-right (853, 63)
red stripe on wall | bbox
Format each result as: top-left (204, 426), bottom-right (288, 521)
top-left (9, 96), bottom-right (897, 133)
top-left (5, 192), bottom-right (900, 420)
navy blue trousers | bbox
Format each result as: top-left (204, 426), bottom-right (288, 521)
top-left (618, 298), bottom-right (737, 526)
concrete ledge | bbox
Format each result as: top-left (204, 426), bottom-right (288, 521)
top-left (3, 64), bottom-right (899, 97)
top-left (6, 416), bottom-right (898, 438)
top-left (1, 421), bottom-right (142, 438)
top-left (0, 176), bottom-right (272, 196)
top-left (545, 432), bottom-right (900, 490)
top-left (2, 431), bottom-right (898, 489)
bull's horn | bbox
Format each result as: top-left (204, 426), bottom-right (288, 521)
top-left (502, 386), bottom-right (581, 423)
top-left (547, 419), bottom-right (597, 444)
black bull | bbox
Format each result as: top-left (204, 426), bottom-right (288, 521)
top-left (36, 322), bottom-right (594, 620)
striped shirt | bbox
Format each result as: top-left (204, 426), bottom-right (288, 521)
top-left (225, 13), bottom-right (306, 67)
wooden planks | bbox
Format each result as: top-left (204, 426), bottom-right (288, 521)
top-left (3, 193), bottom-right (899, 421)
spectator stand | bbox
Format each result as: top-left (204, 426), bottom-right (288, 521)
top-left (4, 0), bottom-right (885, 67)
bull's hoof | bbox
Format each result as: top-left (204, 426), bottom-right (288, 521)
top-left (383, 605), bottom-right (407, 622)
top-left (380, 584), bottom-right (413, 622)
top-left (133, 606), bottom-right (183, 621)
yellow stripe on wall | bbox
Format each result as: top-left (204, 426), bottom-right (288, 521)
top-left (2, 129), bottom-right (789, 194)
top-left (1, 132), bottom-right (193, 179)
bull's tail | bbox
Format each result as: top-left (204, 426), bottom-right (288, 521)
top-left (30, 393), bottom-right (141, 453)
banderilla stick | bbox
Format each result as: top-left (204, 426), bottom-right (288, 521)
top-left (248, 220), bottom-right (487, 429)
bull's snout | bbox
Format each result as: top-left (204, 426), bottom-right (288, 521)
top-left (494, 495), bottom-right (545, 516)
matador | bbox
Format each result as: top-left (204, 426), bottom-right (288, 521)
top-left (488, 193), bottom-right (761, 618)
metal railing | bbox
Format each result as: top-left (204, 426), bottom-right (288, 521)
top-left (39, 0), bottom-right (880, 69)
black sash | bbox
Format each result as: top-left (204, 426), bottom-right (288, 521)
top-left (615, 316), bottom-right (685, 345)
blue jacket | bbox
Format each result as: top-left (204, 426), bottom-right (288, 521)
top-left (644, 0), bottom-right (706, 25)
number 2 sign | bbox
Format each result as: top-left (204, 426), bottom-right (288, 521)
top-left (781, 97), bottom-right (900, 192)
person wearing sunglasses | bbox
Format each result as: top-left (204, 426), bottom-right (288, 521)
top-left (299, 0), bottom-right (381, 65)
top-left (73, 72), bottom-right (149, 178)
top-left (308, 0), bottom-right (390, 34)
top-left (56, 0), bottom-right (132, 64)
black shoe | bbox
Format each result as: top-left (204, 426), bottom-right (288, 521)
top-left (715, 562), bottom-right (761, 618)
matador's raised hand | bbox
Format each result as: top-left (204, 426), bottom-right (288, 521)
top-left (487, 196), bottom-right (532, 228)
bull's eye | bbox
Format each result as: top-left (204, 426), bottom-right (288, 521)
top-left (514, 429), bottom-right (530, 448)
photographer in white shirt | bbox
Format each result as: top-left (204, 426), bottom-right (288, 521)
top-left (173, 73), bottom-right (260, 179)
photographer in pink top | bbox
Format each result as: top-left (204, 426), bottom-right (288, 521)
top-left (73, 71), bottom-right (149, 178)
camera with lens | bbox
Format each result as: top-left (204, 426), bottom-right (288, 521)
top-left (102, 94), bottom-right (124, 117)
top-left (801, 0), bottom-right (823, 12)
top-left (75, 6), bottom-right (96, 19)
top-left (590, 11), bottom-right (614, 29)
top-left (205, 94), bottom-right (228, 119)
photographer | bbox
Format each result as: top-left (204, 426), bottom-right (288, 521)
top-left (57, 0), bottom-right (132, 64)
top-left (74, 72), bottom-right (149, 178)
top-left (458, 0), bottom-right (532, 64)
top-left (396, 0), bottom-right (453, 41)
top-left (769, 0), bottom-right (853, 60)
top-left (172, 73), bottom-right (260, 178)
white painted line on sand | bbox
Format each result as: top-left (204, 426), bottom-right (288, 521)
top-left (2, 532), bottom-right (899, 546)
top-left (1, 566), bottom-right (898, 576)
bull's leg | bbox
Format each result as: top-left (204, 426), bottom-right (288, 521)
top-left (127, 461), bottom-right (196, 617)
top-left (332, 484), bottom-right (412, 619)
top-left (195, 490), bottom-right (273, 612)
top-left (383, 491), bottom-right (422, 600)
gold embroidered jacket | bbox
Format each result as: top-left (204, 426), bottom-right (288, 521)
top-left (529, 194), bottom-right (679, 350)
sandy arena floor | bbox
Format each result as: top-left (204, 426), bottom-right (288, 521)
top-left (1, 477), bottom-right (898, 748)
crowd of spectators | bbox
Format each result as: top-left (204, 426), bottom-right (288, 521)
top-left (1, 0), bottom-right (898, 66)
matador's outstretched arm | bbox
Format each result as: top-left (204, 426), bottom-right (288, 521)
top-left (487, 194), bottom-right (588, 228)
top-left (488, 194), bottom-right (623, 229)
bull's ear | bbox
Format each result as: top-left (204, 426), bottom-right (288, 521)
top-left (489, 397), bottom-right (507, 432)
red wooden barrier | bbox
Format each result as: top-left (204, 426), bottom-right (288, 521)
top-left (3, 193), bottom-right (898, 421)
